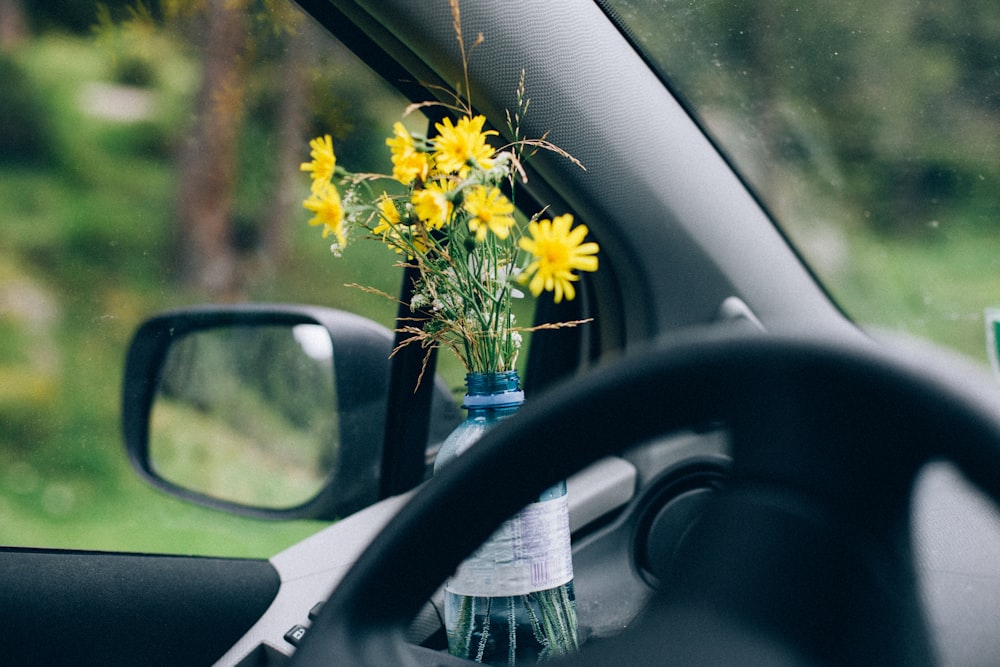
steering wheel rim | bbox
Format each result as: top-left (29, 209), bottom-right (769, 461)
top-left (290, 330), bottom-right (1000, 665)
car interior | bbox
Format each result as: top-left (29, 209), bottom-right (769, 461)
top-left (3, 0), bottom-right (1000, 665)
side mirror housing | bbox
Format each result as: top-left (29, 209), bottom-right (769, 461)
top-left (122, 304), bottom-right (458, 520)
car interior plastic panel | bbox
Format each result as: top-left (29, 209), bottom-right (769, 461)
top-left (211, 456), bottom-right (638, 665)
top-left (0, 549), bottom-right (280, 666)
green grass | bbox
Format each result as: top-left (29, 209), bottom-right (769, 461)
top-left (833, 226), bottom-right (1000, 367)
top-left (0, 470), bottom-right (325, 556)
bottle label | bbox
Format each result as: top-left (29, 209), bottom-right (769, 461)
top-left (445, 494), bottom-right (574, 597)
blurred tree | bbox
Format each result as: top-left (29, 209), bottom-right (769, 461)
top-left (259, 12), bottom-right (310, 276)
top-left (99, 0), bottom-right (408, 297)
top-left (170, 0), bottom-right (307, 297)
top-left (173, 0), bottom-right (248, 297)
top-left (671, 0), bottom-right (1000, 236)
top-left (96, 0), bottom-right (310, 297)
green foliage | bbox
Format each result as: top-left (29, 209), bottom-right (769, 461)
top-left (834, 225), bottom-right (1000, 362)
top-left (303, 39), bottom-right (409, 173)
top-left (647, 0), bottom-right (1000, 239)
top-left (26, 0), bottom-right (139, 34)
top-left (93, 3), bottom-right (161, 86)
top-left (0, 29), bottom-right (402, 556)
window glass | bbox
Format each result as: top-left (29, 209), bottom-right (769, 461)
top-left (0, 0), bottom-right (445, 556)
top-left (605, 0), bottom-right (1000, 365)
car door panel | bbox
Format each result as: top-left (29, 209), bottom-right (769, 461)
top-left (0, 547), bottom-right (279, 666)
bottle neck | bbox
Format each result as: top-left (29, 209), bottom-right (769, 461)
top-left (462, 370), bottom-right (524, 411)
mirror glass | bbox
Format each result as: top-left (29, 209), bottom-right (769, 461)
top-left (149, 324), bottom-right (337, 509)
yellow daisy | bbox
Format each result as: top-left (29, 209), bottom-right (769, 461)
top-left (386, 122), bottom-right (431, 184)
top-left (303, 183), bottom-right (346, 248)
top-left (464, 186), bottom-right (516, 241)
top-left (518, 214), bottom-right (599, 303)
top-left (386, 121), bottom-right (415, 155)
top-left (373, 196), bottom-right (427, 258)
top-left (372, 194), bottom-right (401, 237)
top-left (412, 180), bottom-right (454, 230)
top-left (300, 134), bottom-right (336, 192)
top-left (395, 150), bottom-right (433, 185)
top-left (432, 115), bottom-right (497, 175)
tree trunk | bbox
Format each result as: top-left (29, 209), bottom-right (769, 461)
top-left (173, 0), bottom-right (247, 298)
top-left (0, 0), bottom-right (28, 51)
top-left (261, 15), bottom-right (310, 273)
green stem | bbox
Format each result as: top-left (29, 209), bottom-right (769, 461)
top-left (476, 597), bottom-right (492, 663)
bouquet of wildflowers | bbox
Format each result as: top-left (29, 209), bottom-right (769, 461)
top-left (300, 11), bottom-right (593, 661)
top-left (299, 37), bottom-right (598, 380)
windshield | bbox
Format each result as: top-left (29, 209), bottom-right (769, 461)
top-left (602, 0), bottom-right (1000, 364)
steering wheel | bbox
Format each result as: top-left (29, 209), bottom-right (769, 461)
top-left (289, 331), bottom-right (1000, 665)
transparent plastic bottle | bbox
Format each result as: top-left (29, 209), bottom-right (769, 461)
top-left (434, 371), bottom-right (578, 665)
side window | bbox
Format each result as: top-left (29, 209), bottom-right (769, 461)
top-left (0, 1), bottom-right (461, 556)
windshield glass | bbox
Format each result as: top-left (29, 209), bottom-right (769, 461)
top-left (602, 0), bottom-right (1000, 364)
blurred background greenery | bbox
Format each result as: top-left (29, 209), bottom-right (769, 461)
top-left (0, 0), bottom-right (415, 556)
top-left (1, 0), bottom-right (999, 556)
top-left (628, 0), bottom-right (1000, 358)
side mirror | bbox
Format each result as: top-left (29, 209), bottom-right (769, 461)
top-left (122, 304), bottom-right (459, 520)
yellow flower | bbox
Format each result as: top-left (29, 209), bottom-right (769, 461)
top-left (412, 180), bottom-right (454, 230)
top-left (386, 122), bottom-right (431, 184)
top-left (372, 196), bottom-right (428, 258)
top-left (464, 186), bottom-right (516, 241)
top-left (396, 151), bottom-right (433, 185)
top-left (432, 115), bottom-right (497, 175)
top-left (386, 121), bottom-right (415, 154)
top-left (518, 214), bottom-right (599, 303)
top-left (372, 194), bottom-right (401, 237)
top-left (303, 183), bottom-right (346, 248)
top-left (300, 134), bottom-right (336, 191)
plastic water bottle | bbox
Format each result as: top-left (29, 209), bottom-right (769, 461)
top-left (434, 371), bottom-right (578, 665)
